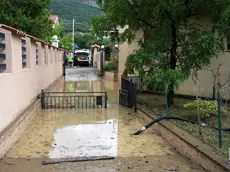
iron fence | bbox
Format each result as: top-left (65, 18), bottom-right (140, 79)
top-left (126, 76), bottom-right (142, 91)
top-left (41, 90), bottom-right (107, 109)
top-left (119, 89), bottom-right (130, 107)
top-left (119, 77), bottom-right (137, 111)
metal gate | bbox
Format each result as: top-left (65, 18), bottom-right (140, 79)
top-left (100, 51), bottom-right (104, 76)
top-left (40, 90), bottom-right (108, 109)
top-left (119, 77), bottom-right (137, 111)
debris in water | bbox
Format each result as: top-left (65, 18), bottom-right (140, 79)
top-left (42, 156), bottom-right (115, 165)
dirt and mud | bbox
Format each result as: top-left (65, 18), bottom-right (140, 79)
top-left (0, 68), bottom-right (206, 172)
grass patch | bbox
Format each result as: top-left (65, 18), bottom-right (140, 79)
top-left (137, 94), bottom-right (230, 157)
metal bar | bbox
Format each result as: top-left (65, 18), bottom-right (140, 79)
top-left (69, 96), bottom-right (71, 109)
top-left (42, 92), bottom-right (109, 109)
top-left (74, 96), bottom-right (76, 108)
top-left (41, 89), bottom-right (45, 109)
top-left (66, 97), bottom-right (68, 109)
top-left (59, 97), bottom-right (61, 109)
top-left (217, 91), bottom-right (222, 148)
top-left (44, 92), bottom-right (107, 94)
top-left (78, 96), bottom-right (80, 108)
top-left (62, 96), bottom-right (63, 109)
top-left (63, 97), bottom-right (65, 109)
top-left (45, 96), bottom-right (48, 109)
top-left (134, 84), bottom-right (137, 112)
top-left (93, 97), bottom-right (95, 108)
top-left (54, 96), bottom-right (56, 109)
top-left (51, 96), bottom-right (53, 109)
top-left (69, 96), bottom-right (71, 108)
top-left (105, 93), bottom-right (107, 108)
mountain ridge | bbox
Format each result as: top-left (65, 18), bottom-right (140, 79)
top-left (48, 0), bottom-right (101, 33)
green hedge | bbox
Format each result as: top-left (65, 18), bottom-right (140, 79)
top-left (104, 60), bottom-right (118, 72)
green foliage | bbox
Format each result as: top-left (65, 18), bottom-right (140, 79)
top-left (94, 0), bottom-right (230, 106)
top-left (46, 22), bottom-right (72, 50)
top-left (59, 34), bottom-right (72, 50)
top-left (103, 60), bottom-right (118, 72)
top-left (0, 0), bottom-right (53, 40)
top-left (51, 23), bottom-right (64, 38)
top-left (74, 33), bottom-right (93, 49)
top-left (184, 99), bottom-right (226, 118)
top-left (49, 0), bottom-right (102, 33)
top-left (125, 28), bottom-right (223, 90)
top-left (89, 16), bottom-right (120, 41)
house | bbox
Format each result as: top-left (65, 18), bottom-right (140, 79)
top-left (50, 15), bottom-right (59, 28)
top-left (118, 21), bottom-right (230, 99)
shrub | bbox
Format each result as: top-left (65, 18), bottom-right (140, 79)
top-left (103, 60), bottom-right (118, 72)
top-left (184, 99), bottom-right (226, 118)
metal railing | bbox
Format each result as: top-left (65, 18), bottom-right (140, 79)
top-left (119, 77), bottom-right (137, 111)
top-left (41, 90), bottom-right (108, 109)
top-left (127, 76), bottom-right (142, 91)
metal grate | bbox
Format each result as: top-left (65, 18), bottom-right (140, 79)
top-left (119, 77), bottom-right (137, 111)
top-left (21, 39), bottom-right (27, 68)
top-left (40, 90), bottom-right (108, 109)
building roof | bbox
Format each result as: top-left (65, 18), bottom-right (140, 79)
top-left (50, 15), bottom-right (59, 25)
top-left (0, 24), bottom-right (64, 51)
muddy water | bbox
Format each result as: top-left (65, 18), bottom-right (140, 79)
top-left (1, 69), bottom-right (206, 171)
top-left (6, 79), bottom-right (172, 159)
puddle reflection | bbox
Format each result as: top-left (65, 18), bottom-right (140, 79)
top-left (49, 119), bottom-right (118, 158)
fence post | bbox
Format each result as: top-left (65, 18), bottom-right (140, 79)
top-left (196, 94), bottom-right (202, 136)
top-left (217, 91), bottom-right (222, 148)
top-left (63, 63), bottom-right (66, 78)
top-left (165, 83), bottom-right (168, 114)
top-left (212, 86), bottom-right (216, 100)
top-left (41, 89), bottom-right (45, 109)
top-left (134, 83), bottom-right (137, 112)
top-left (105, 92), bottom-right (108, 108)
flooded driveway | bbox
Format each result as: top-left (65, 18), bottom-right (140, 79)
top-left (0, 68), bottom-right (206, 171)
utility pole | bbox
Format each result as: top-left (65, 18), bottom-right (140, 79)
top-left (72, 19), bottom-right (75, 52)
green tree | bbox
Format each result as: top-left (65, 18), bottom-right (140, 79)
top-left (74, 32), bottom-right (92, 49)
top-left (0, 0), bottom-right (53, 40)
top-left (92, 0), bottom-right (230, 106)
top-left (59, 34), bottom-right (72, 50)
top-left (49, 22), bottom-right (72, 50)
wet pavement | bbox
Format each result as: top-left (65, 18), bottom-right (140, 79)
top-left (0, 67), bottom-right (206, 171)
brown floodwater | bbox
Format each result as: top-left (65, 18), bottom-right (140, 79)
top-left (5, 79), bottom-right (172, 159)
top-left (0, 68), bottom-right (206, 172)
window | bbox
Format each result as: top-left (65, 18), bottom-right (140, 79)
top-left (44, 46), bottom-right (48, 65)
top-left (36, 43), bottom-right (39, 66)
top-left (21, 39), bottom-right (27, 68)
top-left (50, 47), bottom-right (53, 64)
top-left (0, 32), bottom-right (6, 73)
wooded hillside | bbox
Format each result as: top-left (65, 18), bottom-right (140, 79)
top-left (49, 0), bottom-right (101, 33)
